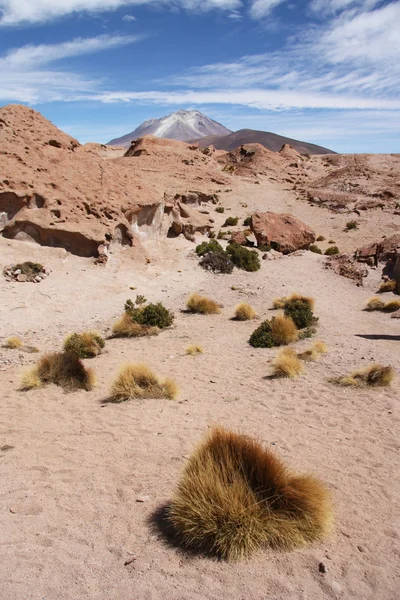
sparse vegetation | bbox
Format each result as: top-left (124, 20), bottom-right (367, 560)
top-left (186, 293), bottom-right (221, 315)
top-left (382, 300), bottom-right (400, 313)
top-left (273, 297), bottom-right (286, 309)
top-left (234, 303), bottom-right (256, 321)
top-left (14, 261), bottom-right (43, 276)
top-left (112, 313), bottom-right (159, 338)
top-left (169, 427), bottom-right (332, 559)
top-left (110, 363), bottom-right (178, 401)
top-left (316, 236), bottom-right (325, 241)
top-left (345, 220), bottom-right (358, 231)
top-left (226, 243), bottom-right (260, 272)
top-left (200, 252), bottom-right (234, 274)
top-left (243, 216), bottom-right (251, 227)
top-left (195, 239), bottom-right (224, 257)
top-left (331, 364), bottom-right (395, 388)
top-left (64, 332), bottom-right (105, 358)
top-left (325, 246), bottom-right (340, 255)
top-left (309, 245), bottom-right (322, 254)
top-left (298, 326), bottom-right (317, 340)
top-left (186, 345), bottom-right (203, 355)
top-left (271, 347), bottom-right (303, 378)
top-left (284, 297), bottom-right (316, 329)
top-left (215, 206), bottom-right (225, 214)
top-left (125, 299), bottom-right (174, 329)
top-left (365, 297), bottom-right (386, 311)
top-left (378, 280), bottom-right (397, 293)
top-left (249, 320), bottom-right (274, 348)
top-left (270, 315), bottom-right (298, 345)
top-left (328, 240), bottom-right (336, 244)
top-left (21, 352), bottom-right (95, 391)
top-left (222, 217), bottom-right (239, 227)
top-left (5, 337), bottom-right (23, 349)
top-left (298, 341), bottom-right (327, 361)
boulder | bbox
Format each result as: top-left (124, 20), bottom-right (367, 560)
top-left (250, 212), bottom-right (315, 254)
top-left (356, 234), bottom-right (400, 266)
top-left (230, 231), bottom-right (248, 246)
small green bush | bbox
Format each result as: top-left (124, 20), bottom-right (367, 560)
top-left (249, 321), bottom-right (274, 348)
top-left (226, 243), bottom-right (260, 272)
top-left (316, 236), bottom-right (325, 241)
top-left (64, 332), bottom-right (105, 359)
top-left (243, 216), bottom-right (251, 227)
top-left (345, 220), bottom-right (358, 231)
top-left (125, 301), bottom-right (174, 329)
top-left (325, 246), bottom-right (340, 255)
top-left (200, 252), bottom-right (234, 274)
top-left (215, 206), bottom-right (225, 214)
top-left (195, 239), bottom-right (224, 257)
top-left (15, 262), bottom-right (43, 275)
top-left (309, 245), bottom-right (322, 254)
top-left (222, 217), bottom-right (239, 227)
top-left (284, 300), bottom-right (316, 329)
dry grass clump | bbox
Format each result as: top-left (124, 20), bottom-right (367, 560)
top-left (64, 331), bottom-right (104, 358)
top-left (382, 300), bottom-right (400, 313)
top-left (186, 293), bottom-right (220, 315)
top-left (272, 297), bottom-right (286, 309)
top-left (270, 315), bottom-right (298, 345)
top-left (5, 337), bottom-right (23, 349)
top-left (378, 280), bottom-right (397, 293)
top-left (271, 348), bottom-right (304, 378)
top-left (234, 303), bottom-right (257, 321)
top-left (186, 344), bottom-right (203, 355)
top-left (112, 312), bottom-right (158, 338)
top-left (298, 341), bottom-right (328, 361)
top-left (273, 294), bottom-right (315, 311)
top-left (110, 363), bottom-right (178, 402)
top-left (21, 352), bottom-right (95, 391)
top-left (331, 364), bottom-right (395, 388)
top-left (365, 297), bottom-right (385, 311)
top-left (169, 427), bottom-right (332, 560)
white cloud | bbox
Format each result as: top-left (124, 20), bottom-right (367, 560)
top-left (249, 0), bottom-right (285, 18)
top-left (0, 0), bottom-right (242, 25)
top-left (122, 13), bottom-right (136, 20)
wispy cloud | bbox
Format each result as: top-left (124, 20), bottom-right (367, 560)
top-left (0, 0), bottom-right (242, 26)
top-left (122, 13), bottom-right (137, 21)
top-left (249, 0), bottom-right (286, 19)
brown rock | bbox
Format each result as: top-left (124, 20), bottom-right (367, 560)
top-left (230, 231), bottom-right (247, 246)
top-left (16, 273), bottom-right (28, 282)
top-left (250, 211), bottom-right (315, 254)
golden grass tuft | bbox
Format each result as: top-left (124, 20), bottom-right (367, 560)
top-left (169, 427), bottom-right (332, 560)
top-left (186, 293), bottom-right (220, 315)
top-left (272, 293), bottom-right (315, 311)
top-left (298, 340), bottom-right (328, 361)
top-left (112, 312), bottom-right (158, 338)
top-left (272, 297), bottom-right (287, 309)
top-left (332, 364), bottom-right (395, 388)
top-left (5, 337), bottom-right (23, 349)
top-left (110, 363), bottom-right (178, 402)
top-left (185, 344), bottom-right (204, 356)
top-left (21, 352), bottom-right (95, 391)
top-left (234, 303), bottom-right (257, 321)
top-left (378, 279), bottom-right (397, 293)
top-left (382, 300), bottom-right (400, 313)
top-left (365, 297), bottom-right (385, 311)
top-left (271, 315), bottom-right (298, 345)
top-left (64, 331), bottom-right (104, 358)
top-left (271, 348), bottom-right (304, 378)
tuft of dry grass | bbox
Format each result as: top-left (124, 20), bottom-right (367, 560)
top-left (64, 331), bottom-right (104, 358)
top-left (272, 297), bottom-right (287, 309)
top-left (186, 293), bottom-right (220, 315)
top-left (382, 300), bottom-right (400, 313)
top-left (112, 312), bottom-right (159, 338)
top-left (271, 348), bottom-right (304, 378)
top-left (5, 337), bottom-right (23, 349)
top-left (331, 364), bottom-right (395, 388)
top-left (185, 345), bottom-right (204, 356)
top-left (378, 280), bottom-right (397, 293)
top-left (365, 297), bottom-right (385, 311)
top-left (21, 352), bottom-right (95, 391)
top-left (298, 340), bottom-right (328, 361)
top-left (169, 427), bottom-right (332, 560)
top-left (110, 363), bottom-right (178, 402)
top-left (271, 315), bottom-right (298, 345)
top-left (234, 303), bottom-right (257, 321)
top-left (272, 294), bottom-right (315, 311)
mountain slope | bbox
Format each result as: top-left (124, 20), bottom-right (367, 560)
top-left (108, 110), bottom-right (231, 146)
top-left (189, 128), bottom-right (335, 155)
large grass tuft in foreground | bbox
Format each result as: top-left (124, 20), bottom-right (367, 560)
top-left (21, 352), bottom-right (95, 391)
top-left (169, 427), bottom-right (332, 560)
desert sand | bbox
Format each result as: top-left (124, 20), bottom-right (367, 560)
top-left (1, 168), bottom-right (399, 599)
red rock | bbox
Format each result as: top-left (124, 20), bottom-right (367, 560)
top-left (230, 231), bottom-right (248, 245)
top-left (250, 211), bottom-right (316, 254)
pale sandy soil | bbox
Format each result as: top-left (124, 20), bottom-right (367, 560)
top-left (0, 177), bottom-right (399, 600)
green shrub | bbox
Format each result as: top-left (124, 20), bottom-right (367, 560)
top-left (15, 262), bottom-right (43, 275)
top-left (200, 252), bottom-right (234, 274)
top-left (316, 236), bottom-right (325, 241)
top-left (345, 220), bottom-right (358, 231)
top-left (215, 206), bottom-right (225, 214)
top-left (125, 301), bottom-right (174, 329)
top-left (325, 246), bottom-right (340, 255)
top-left (284, 299), bottom-right (316, 329)
top-left (309, 245), bottom-right (322, 254)
top-left (64, 332), bottom-right (105, 359)
top-left (222, 217), bottom-right (239, 227)
top-left (226, 243), bottom-right (260, 272)
top-left (249, 321), bottom-right (274, 348)
top-left (195, 239), bottom-right (224, 257)
top-left (243, 216), bottom-right (251, 227)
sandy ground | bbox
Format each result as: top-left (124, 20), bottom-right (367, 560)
top-left (0, 177), bottom-right (399, 600)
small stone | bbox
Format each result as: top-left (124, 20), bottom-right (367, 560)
top-left (136, 495), bottom-right (150, 503)
top-left (17, 274), bottom-right (28, 282)
top-left (357, 545), bottom-right (366, 553)
top-left (318, 562), bottom-right (327, 574)
top-left (331, 581), bottom-right (342, 594)
top-left (14, 269), bottom-right (21, 276)
top-left (34, 276), bottom-right (42, 283)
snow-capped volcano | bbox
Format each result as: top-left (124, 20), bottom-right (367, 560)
top-left (107, 109), bottom-right (232, 147)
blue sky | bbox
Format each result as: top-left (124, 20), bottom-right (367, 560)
top-left (0, 0), bottom-right (399, 152)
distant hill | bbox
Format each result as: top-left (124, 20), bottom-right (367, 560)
top-left (189, 128), bottom-right (335, 155)
top-left (108, 109), bottom-right (231, 147)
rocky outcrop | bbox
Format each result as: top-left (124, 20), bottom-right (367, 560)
top-left (325, 253), bottom-right (369, 286)
top-left (356, 234), bottom-right (400, 268)
top-left (250, 212), bottom-right (316, 254)
top-left (168, 202), bottom-right (213, 240)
